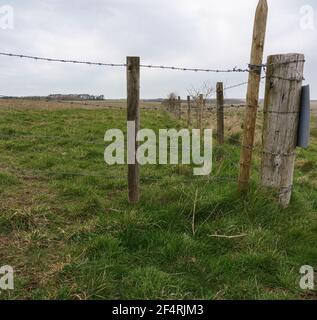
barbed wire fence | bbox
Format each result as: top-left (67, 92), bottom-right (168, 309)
top-left (0, 51), bottom-right (260, 194)
top-left (0, 49), bottom-right (307, 205)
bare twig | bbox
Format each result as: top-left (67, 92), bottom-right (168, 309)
top-left (208, 233), bottom-right (247, 239)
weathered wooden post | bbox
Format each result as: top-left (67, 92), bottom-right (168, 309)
top-left (196, 97), bottom-right (200, 128)
top-left (261, 54), bottom-right (305, 207)
top-left (216, 82), bottom-right (225, 145)
top-left (178, 96), bottom-right (182, 120)
top-left (127, 56), bottom-right (140, 203)
top-left (187, 96), bottom-right (191, 127)
top-left (199, 94), bottom-right (204, 132)
top-left (238, 0), bottom-right (268, 191)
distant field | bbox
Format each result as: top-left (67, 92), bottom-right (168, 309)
top-left (0, 100), bottom-right (316, 300)
top-left (0, 99), bottom-right (163, 111)
top-left (311, 100), bottom-right (317, 113)
top-left (0, 98), bottom-right (247, 111)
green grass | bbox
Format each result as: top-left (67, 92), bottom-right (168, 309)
top-left (0, 106), bottom-right (316, 300)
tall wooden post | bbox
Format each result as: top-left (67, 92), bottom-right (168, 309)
top-left (216, 82), bottom-right (225, 145)
top-left (261, 54), bottom-right (305, 207)
top-left (127, 57), bottom-right (140, 203)
top-left (187, 96), bottom-right (191, 127)
top-left (238, 0), bottom-right (268, 191)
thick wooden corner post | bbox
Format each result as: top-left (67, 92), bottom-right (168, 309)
top-left (261, 54), bottom-right (305, 208)
top-left (238, 0), bottom-right (268, 191)
top-left (216, 82), bottom-right (225, 145)
top-left (127, 57), bottom-right (140, 203)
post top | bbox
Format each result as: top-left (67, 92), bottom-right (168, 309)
top-left (126, 56), bottom-right (140, 63)
top-left (267, 53), bottom-right (305, 64)
top-left (256, 0), bottom-right (268, 10)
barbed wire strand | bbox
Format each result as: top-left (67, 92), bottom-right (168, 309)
top-left (0, 52), bottom-right (306, 74)
top-left (0, 52), bottom-right (250, 73)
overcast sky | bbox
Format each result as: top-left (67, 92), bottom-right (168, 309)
top-left (0, 0), bottom-right (316, 99)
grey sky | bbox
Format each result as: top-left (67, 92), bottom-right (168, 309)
top-left (0, 0), bottom-right (316, 99)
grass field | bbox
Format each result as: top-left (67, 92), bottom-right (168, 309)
top-left (0, 99), bottom-right (316, 300)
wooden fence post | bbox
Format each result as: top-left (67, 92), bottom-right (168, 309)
top-left (261, 53), bottom-right (305, 208)
top-left (196, 97), bottom-right (200, 128)
top-left (178, 96), bottom-right (182, 120)
top-left (187, 96), bottom-right (191, 127)
top-left (216, 82), bottom-right (225, 145)
top-left (238, 0), bottom-right (268, 191)
top-left (127, 56), bottom-right (140, 203)
top-left (199, 94), bottom-right (204, 132)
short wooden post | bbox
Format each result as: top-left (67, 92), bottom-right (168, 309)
top-left (178, 96), bottom-right (182, 120)
top-left (199, 94), bottom-right (204, 132)
top-left (196, 97), bottom-right (200, 128)
top-left (127, 56), bottom-right (140, 203)
top-left (261, 53), bottom-right (305, 207)
top-left (187, 96), bottom-right (191, 127)
top-left (238, 0), bottom-right (268, 191)
top-left (216, 82), bottom-right (225, 145)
